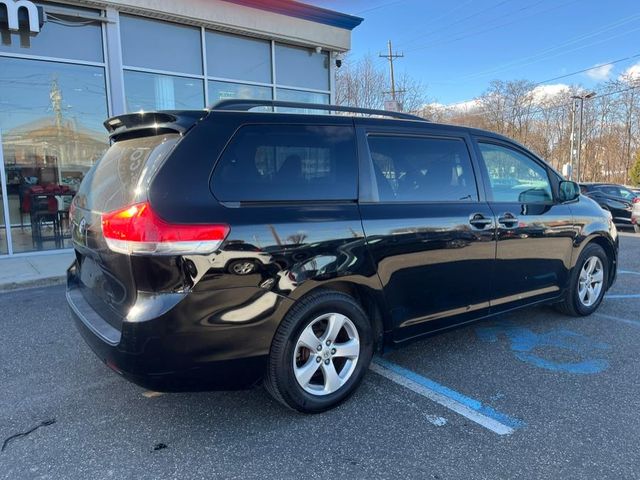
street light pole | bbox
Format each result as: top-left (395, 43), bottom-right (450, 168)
top-left (569, 99), bottom-right (577, 180)
top-left (571, 91), bottom-right (596, 183)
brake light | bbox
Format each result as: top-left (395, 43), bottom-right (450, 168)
top-left (633, 197), bottom-right (640, 204)
top-left (101, 201), bottom-right (229, 255)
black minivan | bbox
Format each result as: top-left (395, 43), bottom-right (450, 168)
top-left (67, 100), bottom-right (618, 413)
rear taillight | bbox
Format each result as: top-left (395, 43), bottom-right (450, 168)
top-left (633, 197), bottom-right (640, 204)
top-left (101, 201), bottom-right (228, 256)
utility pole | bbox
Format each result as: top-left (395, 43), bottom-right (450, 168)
top-left (379, 40), bottom-right (404, 110)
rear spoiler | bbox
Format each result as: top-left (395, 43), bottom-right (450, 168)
top-left (103, 110), bottom-right (209, 140)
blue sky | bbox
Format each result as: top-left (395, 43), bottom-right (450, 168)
top-left (306, 0), bottom-right (640, 104)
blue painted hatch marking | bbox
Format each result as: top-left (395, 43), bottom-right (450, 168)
top-left (476, 321), bottom-right (611, 374)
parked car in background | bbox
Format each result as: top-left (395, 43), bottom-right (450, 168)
top-left (580, 183), bottom-right (639, 227)
top-left (67, 100), bottom-right (618, 413)
top-left (632, 199), bottom-right (640, 233)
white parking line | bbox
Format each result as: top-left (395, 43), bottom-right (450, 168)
top-left (595, 312), bottom-right (640, 328)
top-left (618, 270), bottom-right (640, 276)
top-left (370, 359), bottom-right (525, 436)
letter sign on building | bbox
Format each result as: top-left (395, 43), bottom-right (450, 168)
top-left (0, 0), bottom-right (44, 34)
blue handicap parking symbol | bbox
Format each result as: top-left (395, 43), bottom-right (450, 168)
top-left (476, 321), bottom-right (611, 374)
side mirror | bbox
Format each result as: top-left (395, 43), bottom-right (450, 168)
top-left (558, 180), bottom-right (580, 202)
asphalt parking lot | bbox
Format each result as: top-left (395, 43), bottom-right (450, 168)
top-left (1, 232), bottom-right (639, 480)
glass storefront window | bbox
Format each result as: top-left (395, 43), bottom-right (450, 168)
top-left (0, 2), bottom-right (104, 62)
top-left (0, 193), bottom-right (7, 254)
top-left (0, 57), bottom-right (108, 253)
top-left (275, 44), bottom-right (329, 91)
top-left (206, 31), bottom-right (271, 83)
top-left (209, 80), bottom-right (272, 104)
top-left (120, 15), bottom-right (202, 75)
top-left (277, 88), bottom-right (329, 104)
top-left (124, 71), bottom-right (205, 112)
top-left (276, 89), bottom-right (330, 114)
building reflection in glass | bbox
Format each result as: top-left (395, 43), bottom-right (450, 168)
top-left (0, 57), bottom-right (108, 253)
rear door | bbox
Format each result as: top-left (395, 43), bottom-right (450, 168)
top-left (357, 121), bottom-right (497, 341)
top-left (71, 133), bottom-right (180, 326)
top-left (473, 138), bottom-right (576, 312)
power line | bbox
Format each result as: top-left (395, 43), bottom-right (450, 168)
top-left (355, 0), bottom-right (407, 15)
top-left (532, 53), bottom-right (640, 86)
top-left (404, 0), bottom-right (577, 53)
top-left (458, 13), bottom-right (640, 80)
top-left (392, 0), bottom-right (474, 47)
top-left (396, 0), bottom-right (515, 49)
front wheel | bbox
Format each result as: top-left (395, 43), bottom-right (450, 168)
top-left (556, 243), bottom-right (609, 316)
top-left (265, 291), bottom-right (373, 413)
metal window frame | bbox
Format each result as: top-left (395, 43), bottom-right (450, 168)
top-left (0, 129), bottom-right (12, 255)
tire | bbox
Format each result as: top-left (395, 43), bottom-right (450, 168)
top-left (265, 290), bottom-right (373, 413)
top-left (556, 243), bottom-right (609, 317)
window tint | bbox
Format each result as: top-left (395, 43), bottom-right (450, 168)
top-left (478, 143), bottom-right (552, 203)
top-left (212, 125), bottom-right (357, 202)
top-left (367, 136), bottom-right (478, 202)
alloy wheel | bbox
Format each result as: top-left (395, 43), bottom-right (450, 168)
top-left (231, 261), bottom-right (255, 275)
top-left (293, 313), bottom-right (360, 396)
top-left (578, 256), bottom-right (604, 307)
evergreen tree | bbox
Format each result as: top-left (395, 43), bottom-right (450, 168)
top-left (629, 152), bottom-right (640, 186)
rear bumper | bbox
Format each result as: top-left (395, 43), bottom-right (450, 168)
top-left (67, 262), bottom-right (291, 391)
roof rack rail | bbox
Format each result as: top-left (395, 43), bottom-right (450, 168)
top-left (209, 99), bottom-right (427, 122)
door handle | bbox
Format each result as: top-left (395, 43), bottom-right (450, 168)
top-left (469, 213), bottom-right (493, 229)
top-left (498, 212), bottom-right (519, 228)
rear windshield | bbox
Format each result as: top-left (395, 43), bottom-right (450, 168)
top-left (75, 134), bottom-right (179, 213)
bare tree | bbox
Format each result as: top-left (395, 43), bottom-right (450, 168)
top-left (335, 54), bottom-right (428, 112)
top-left (338, 52), bottom-right (640, 184)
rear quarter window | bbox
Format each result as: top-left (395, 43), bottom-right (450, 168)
top-left (211, 124), bottom-right (357, 202)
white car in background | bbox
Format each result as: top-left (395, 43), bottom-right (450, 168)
top-left (632, 199), bottom-right (640, 233)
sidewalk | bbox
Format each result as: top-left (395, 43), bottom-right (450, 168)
top-left (0, 251), bottom-right (73, 292)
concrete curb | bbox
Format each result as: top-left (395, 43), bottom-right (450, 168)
top-left (0, 275), bottom-right (66, 293)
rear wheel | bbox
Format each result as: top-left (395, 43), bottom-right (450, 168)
top-left (265, 291), bottom-right (373, 413)
top-left (556, 243), bottom-right (608, 316)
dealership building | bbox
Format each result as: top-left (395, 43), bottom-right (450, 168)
top-left (0, 0), bottom-right (361, 257)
